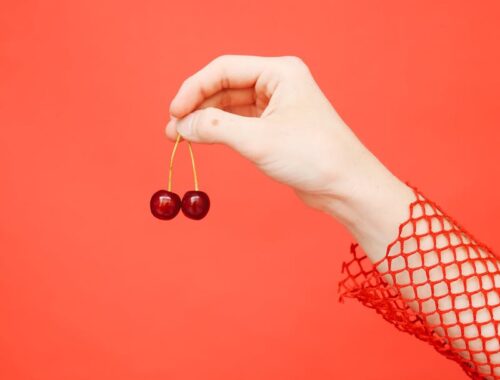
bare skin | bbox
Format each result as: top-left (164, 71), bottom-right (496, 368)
top-left (165, 55), bottom-right (499, 378)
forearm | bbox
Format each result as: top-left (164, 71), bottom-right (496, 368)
top-left (329, 161), bottom-right (500, 378)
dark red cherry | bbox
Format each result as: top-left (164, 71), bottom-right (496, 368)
top-left (181, 191), bottom-right (210, 220)
top-left (150, 190), bottom-right (181, 220)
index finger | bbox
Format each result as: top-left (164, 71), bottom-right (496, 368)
top-left (169, 55), bottom-right (276, 118)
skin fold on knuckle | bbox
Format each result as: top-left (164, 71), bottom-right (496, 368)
top-left (218, 90), bottom-right (232, 108)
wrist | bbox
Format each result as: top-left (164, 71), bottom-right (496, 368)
top-left (319, 154), bottom-right (415, 262)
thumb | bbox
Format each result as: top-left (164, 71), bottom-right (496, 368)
top-left (175, 107), bottom-right (262, 149)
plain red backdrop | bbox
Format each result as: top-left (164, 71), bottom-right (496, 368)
top-left (1, 1), bottom-right (499, 379)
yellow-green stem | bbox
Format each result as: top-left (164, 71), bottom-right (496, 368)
top-left (168, 134), bottom-right (199, 192)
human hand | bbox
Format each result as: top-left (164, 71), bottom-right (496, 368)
top-left (165, 55), bottom-right (412, 242)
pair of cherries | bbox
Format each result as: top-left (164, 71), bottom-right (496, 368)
top-left (151, 190), bottom-right (209, 220)
top-left (150, 135), bottom-right (210, 220)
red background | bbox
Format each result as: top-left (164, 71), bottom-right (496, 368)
top-left (1, 1), bottom-right (499, 379)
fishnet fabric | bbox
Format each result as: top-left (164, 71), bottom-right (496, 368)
top-left (339, 187), bottom-right (500, 379)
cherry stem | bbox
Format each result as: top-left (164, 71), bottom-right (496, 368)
top-left (168, 134), bottom-right (199, 192)
top-left (187, 139), bottom-right (199, 191)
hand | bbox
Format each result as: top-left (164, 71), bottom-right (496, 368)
top-left (166, 55), bottom-right (413, 258)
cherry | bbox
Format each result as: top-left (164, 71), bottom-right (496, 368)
top-left (181, 191), bottom-right (210, 220)
top-left (150, 190), bottom-right (181, 220)
top-left (152, 135), bottom-right (210, 221)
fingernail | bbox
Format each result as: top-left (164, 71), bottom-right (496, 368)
top-left (176, 114), bottom-right (194, 138)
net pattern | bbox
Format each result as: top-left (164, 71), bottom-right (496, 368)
top-left (339, 187), bottom-right (500, 379)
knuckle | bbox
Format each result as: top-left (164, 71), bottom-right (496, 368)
top-left (209, 56), bottom-right (232, 89)
top-left (283, 55), bottom-right (303, 64)
top-left (211, 54), bottom-right (232, 66)
top-left (281, 56), bottom-right (309, 72)
top-left (220, 75), bottom-right (230, 90)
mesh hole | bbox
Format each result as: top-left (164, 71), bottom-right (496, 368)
top-left (486, 338), bottom-right (500, 353)
top-left (433, 282), bottom-right (450, 298)
top-left (458, 310), bottom-right (474, 325)
top-left (481, 323), bottom-right (496, 338)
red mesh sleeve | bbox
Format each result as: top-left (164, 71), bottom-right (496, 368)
top-left (338, 186), bottom-right (500, 379)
